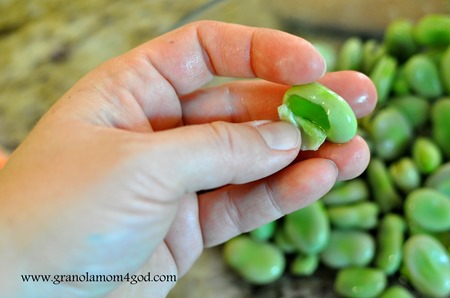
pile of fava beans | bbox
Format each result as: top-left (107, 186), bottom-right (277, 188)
top-left (223, 14), bottom-right (450, 298)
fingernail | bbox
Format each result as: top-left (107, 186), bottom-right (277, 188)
top-left (256, 121), bottom-right (301, 150)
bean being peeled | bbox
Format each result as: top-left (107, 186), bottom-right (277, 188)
top-left (222, 13), bottom-right (450, 297)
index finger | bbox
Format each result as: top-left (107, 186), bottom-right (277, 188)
top-left (134, 21), bottom-right (326, 95)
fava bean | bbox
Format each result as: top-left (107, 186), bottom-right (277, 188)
top-left (336, 37), bottom-right (363, 71)
top-left (369, 55), bottom-right (397, 104)
top-left (389, 95), bottom-right (429, 129)
top-left (391, 66), bottom-right (410, 96)
top-left (313, 41), bottom-right (337, 72)
top-left (375, 214), bottom-right (405, 275)
top-left (327, 202), bottom-right (379, 230)
top-left (384, 19), bottom-right (418, 62)
top-left (388, 157), bottom-right (421, 193)
top-left (273, 227), bottom-right (296, 254)
top-left (370, 108), bottom-right (412, 161)
top-left (335, 267), bottom-right (387, 298)
top-left (321, 178), bottom-right (369, 206)
top-left (367, 158), bottom-right (402, 212)
top-left (442, 46), bottom-right (450, 94)
top-left (362, 39), bottom-right (385, 74)
top-left (278, 82), bottom-right (357, 150)
top-left (379, 286), bottom-right (414, 298)
top-left (321, 230), bottom-right (375, 269)
top-left (290, 253), bottom-right (319, 276)
top-left (412, 137), bottom-right (443, 174)
top-left (250, 221), bottom-right (276, 242)
top-left (402, 234), bottom-right (450, 297)
top-left (223, 235), bottom-right (285, 284)
top-left (404, 54), bottom-right (443, 98)
top-left (431, 98), bottom-right (450, 158)
top-left (284, 201), bottom-right (330, 254)
top-left (414, 14), bottom-right (450, 46)
top-left (404, 188), bottom-right (450, 232)
top-left (425, 162), bottom-right (450, 197)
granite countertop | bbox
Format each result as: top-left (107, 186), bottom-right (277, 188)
top-left (1, 1), bottom-right (447, 297)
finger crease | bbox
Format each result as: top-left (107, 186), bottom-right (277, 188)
top-left (264, 180), bottom-right (285, 217)
top-left (224, 190), bottom-right (246, 234)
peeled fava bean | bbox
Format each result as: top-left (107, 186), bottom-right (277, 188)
top-left (249, 221), bottom-right (276, 242)
top-left (375, 214), bottom-right (405, 275)
top-left (327, 202), bottom-right (379, 230)
top-left (223, 235), bottom-right (285, 284)
top-left (278, 82), bottom-right (357, 151)
top-left (369, 55), bottom-right (397, 104)
top-left (290, 254), bottom-right (319, 276)
top-left (384, 19), bottom-right (418, 61)
top-left (321, 178), bottom-right (369, 206)
top-left (414, 14), bottom-right (450, 46)
top-left (336, 37), bottom-right (363, 71)
top-left (412, 137), bottom-right (443, 174)
top-left (404, 188), bottom-right (450, 232)
top-left (379, 286), bottom-right (414, 298)
top-left (432, 98), bottom-right (450, 158)
top-left (389, 157), bottom-right (421, 193)
top-left (335, 267), bottom-right (387, 298)
top-left (321, 230), bottom-right (375, 269)
top-left (284, 201), bottom-right (330, 254)
top-left (404, 54), bottom-right (443, 98)
top-left (402, 234), bottom-right (450, 298)
top-left (425, 162), bottom-right (450, 197)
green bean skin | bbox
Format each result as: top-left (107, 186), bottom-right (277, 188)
top-left (384, 19), bottom-right (418, 62)
top-left (223, 235), bottom-right (285, 284)
top-left (431, 98), bottom-right (450, 158)
top-left (442, 46), bottom-right (450, 94)
top-left (370, 108), bottom-right (412, 161)
top-left (250, 221), bottom-right (276, 242)
top-left (375, 214), bottom-right (405, 275)
top-left (321, 178), bottom-right (369, 206)
top-left (404, 188), bottom-right (450, 232)
top-left (402, 234), bottom-right (450, 298)
top-left (367, 158), bottom-right (402, 213)
top-left (321, 230), bottom-right (375, 269)
top-left (389, 157), bottom-right (421, 193)
top-left (279, 82), bottom-right (357, 150)
top-left (369, 55), bottom-right (398, 104)
top-left (414, 14), bottom-right (450, 46)
top-left (425, 162), bottom-right (450, 197)
top-left (404, 54), bottom-right (443, 98)
top-left (290, 254), bottom-right (319, 276)
top-left (337, 37), bottom-right (363, 71)
top-left (327, 202), bottom-right (379, 230)
top-left (412, 137), bottom-right (443, 174)
top-left (379, 286), bottom-right (414, 298)
top-left (362, 39), bottom-right (385, 74)
top-left (284, 201), bottom-right (330, 254)
top-left (335, 267), bottom-right (387, 298)
top-left (389, 95), bottom-right (430, 130)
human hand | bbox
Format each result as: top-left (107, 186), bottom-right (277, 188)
top-left (0, 21), bottom-right (376, 298)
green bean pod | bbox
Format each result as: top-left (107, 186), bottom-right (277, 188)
top-left (327, 202), bottom-right (379, 230)
top-left (388, 157), bottom-right (421, 193)
top-left (431, 98), bottom-right (450, 158)
top-left (284, 201), bottom-right (330, 254)
top-left (375, 214), bottom-right (406, 275)
top-left (389, 95), bottom-right (430, 130)
top-left (336, 37), bottom-right (363, 71)
top-left (414, 14), bottom-right (450, 46)
top-left (370, 107), bottom-right (412, 161)
top-left (278, 82), bottom-right (357, 150)
top-left (425, 162), bottom-right (450, 197)
top-left (367, 158), bottom-right (402, 213)
top-left (335, 267), bottom-right (387, 298)
top-left (250, 221), bottom-right (277, 242)
top-left (223, 235), bottom-right (285, 284)
top-left (402, 234), bottom-right (450, 298)
top-left (369, 55), bottom-right (398, 104)
top-left (412, 137), bottom-right (443, 174)
top-left (404, 54), bottom-right (443, 98)
top-left (384, 19), bottom-right (418, 62)
top-left (290, 253), bottom-right (319, 276)
top-left (379, 286), bottom-right (414, 298)
top-left (442, 46), bottom-right (450, 94)
top-left (321, 230), bottom-right (375, 269)
top-left (321, 178), bottom-right (369, 206)
top-left (404, 188), bottom-right (450, 232)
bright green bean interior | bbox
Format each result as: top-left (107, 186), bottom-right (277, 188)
top-left (285, 94), bottom-right (331, 132)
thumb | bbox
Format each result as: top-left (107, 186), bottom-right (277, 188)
top-left (141, 120), bottom-right (301, 198)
